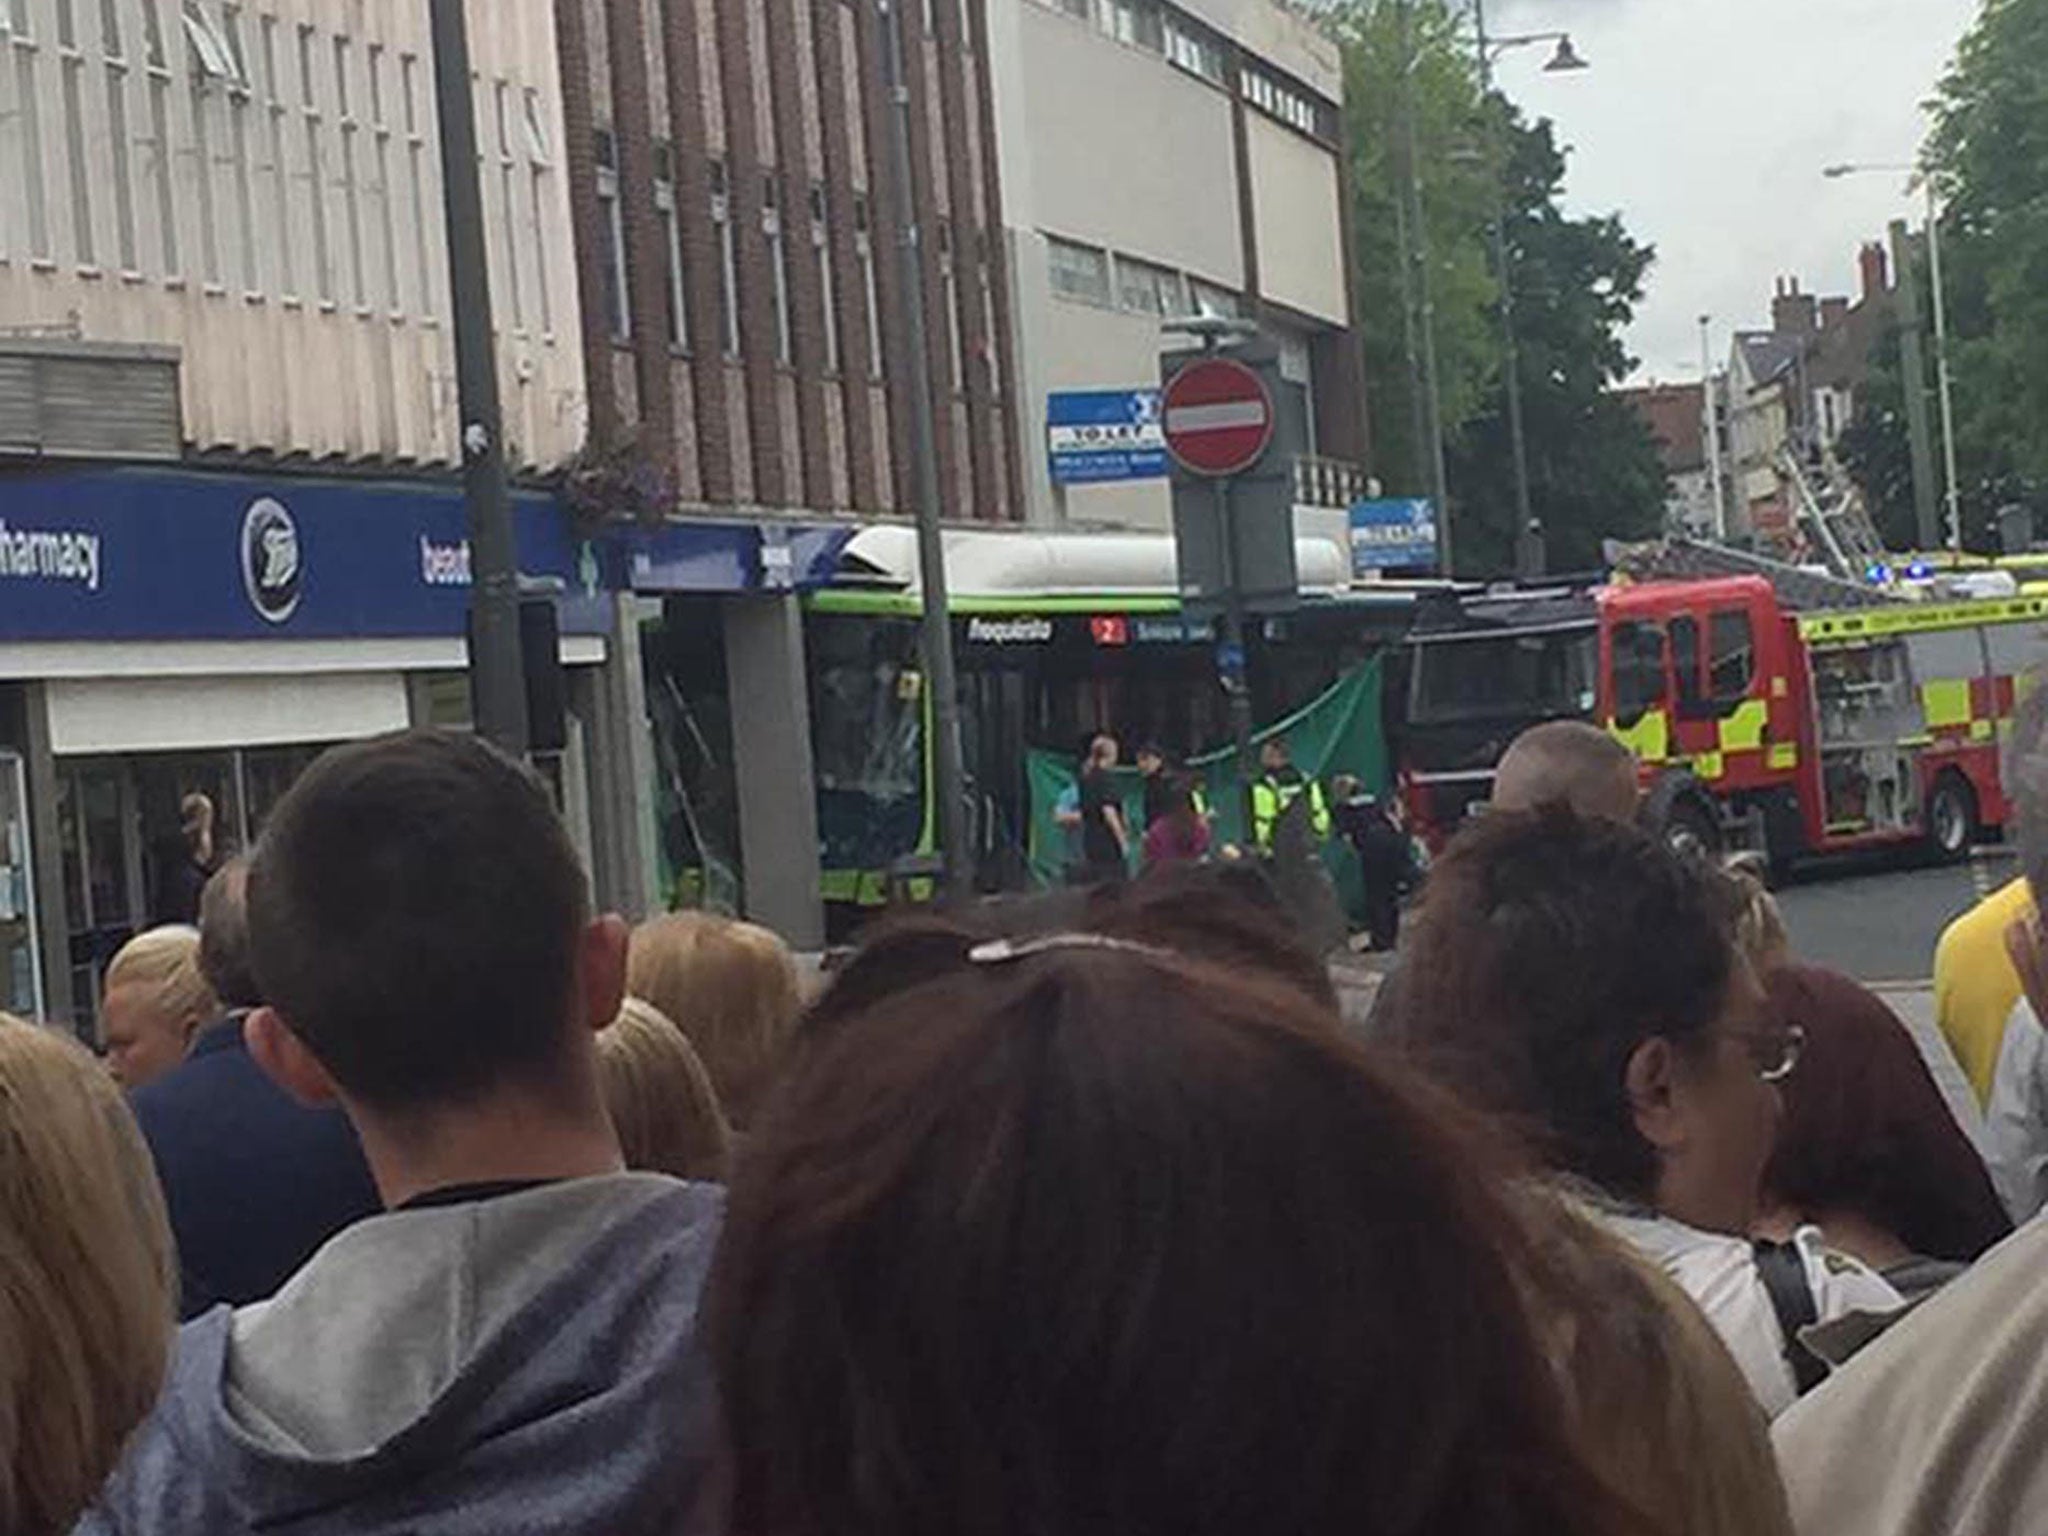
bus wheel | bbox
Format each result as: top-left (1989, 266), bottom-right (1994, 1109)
top-left (1926, 772), bottom-right (1978, 863)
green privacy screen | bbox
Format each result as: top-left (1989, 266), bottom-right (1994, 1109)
top-left (1024, 657), bottom-right (1389, 887)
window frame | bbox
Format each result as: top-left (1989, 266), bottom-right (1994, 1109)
top-left (1046, 234), bottom-right (1111, 307)
top-left (1610, 620), bottom-right (1670, 727)
top-left (1708, 609), bottom-right (1757, 704)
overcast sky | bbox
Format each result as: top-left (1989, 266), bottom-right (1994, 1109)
top-left (1485, 0), bottom-right (1982, 384)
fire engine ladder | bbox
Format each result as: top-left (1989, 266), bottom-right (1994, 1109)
top-left (1781, 446), bottom-right (1886, 581)
top-left (1606, 536), bottom-right (1901, 612)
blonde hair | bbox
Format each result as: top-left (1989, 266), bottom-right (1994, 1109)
top-left (104, 925), bottom-right (218, 1038)
top-left (627, 913), bottom-right (800, 1127)
top-left (1721, 854), bottom-right (1789, 972)
top-left (598, 998), bottom-right (733, 1181)
top-left (0, 1014), bottom-right (175, 1535)
top-left (1523, 1193), bottom-right (1795, 1536)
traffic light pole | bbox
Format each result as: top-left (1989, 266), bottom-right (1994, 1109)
top-left (429, 0), bottom-right (528, 755)
top-left (878, 0), bottom-right (971, 898)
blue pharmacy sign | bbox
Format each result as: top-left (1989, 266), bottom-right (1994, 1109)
top-left (0, 465), bottom-right (612, 642)
top-left (1046, 389), bottom-right (1168, 485)
top-left (1349, 497), bottom-right (1440, 575)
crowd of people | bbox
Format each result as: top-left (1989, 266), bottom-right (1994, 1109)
top-left (1, 698), bottom-right (2045, 1532)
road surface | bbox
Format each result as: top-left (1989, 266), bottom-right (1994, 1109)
top-left (1775, 846), bottom-right (2017, 986)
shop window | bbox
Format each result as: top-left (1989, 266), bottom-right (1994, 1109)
top-left (0, 753), bottom-right (43, 1018)
top-left (1046, 235), bottom-right (1110, 306)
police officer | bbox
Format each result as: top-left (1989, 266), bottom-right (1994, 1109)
top-left (1251, 737), bottom-right (1330, 855)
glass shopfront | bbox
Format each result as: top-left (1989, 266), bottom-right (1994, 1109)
top-left (56, 744), bottom-right (331, 1024)
top-left (0, 752), bottom-right (44, 1019)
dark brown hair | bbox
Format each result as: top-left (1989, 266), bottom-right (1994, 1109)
top-left (197, 858), bottom-right (259, 1010)
top-left (1761, 962), bottom-right (2010, 1262)
top-left (1388, 806), bottom-right (1738, 1202)
top-left (247, 730), bottom-right (587, 1111)
top-left (710, 926), bottom-right (1650, 1536)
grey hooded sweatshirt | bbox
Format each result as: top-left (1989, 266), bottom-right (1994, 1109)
top-left (80, 1173), bottom-right (723, 1536)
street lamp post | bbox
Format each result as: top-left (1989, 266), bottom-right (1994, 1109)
top-left (429, 0), bottom-right (528, 755)
top-left (1824, 161), bottom-right (1963, 551)
top-left (1396, 0), bottom-right (1455, 576)
top-left (877, 0), bottom-right (972, 897)
top-left (1471, 1), bottom-right (1586, 579)
top-left (1699, 314), bottom-right (1727, 541)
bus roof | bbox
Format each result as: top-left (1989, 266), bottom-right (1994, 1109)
top-left (826, 524), bottom-right (1355, 602)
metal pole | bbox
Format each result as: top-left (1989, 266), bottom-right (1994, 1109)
top-left (1473, 0), bottom-right (1537, 579)
top-left (878, 0), bottom-right (971, 897)
top-left (1398, 0), bottom-right (1454, 576)
top-left (1888, 218), bottom-right (1941, 554)
top-left (1700, 314), bottom-right (1726, 541)
top-left (1925, 182), bottom-right (1964, 553)
top-left (1213, 474), bottom-right (1257, 841)
top-left (1388, 69), bottom-right (1431, 498)
top-left (429, 0), bottom-right (528, 756)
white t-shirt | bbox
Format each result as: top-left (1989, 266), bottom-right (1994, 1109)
top-left (1982, 997), bottom-right (2048, 1223)
top-left (1596, 1208), bottom-right (1903, 1417)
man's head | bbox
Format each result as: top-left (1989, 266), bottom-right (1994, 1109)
top-left (243, 731), bottom-right (626, 1129)
top-left (1088, 735), bottom-right (1119, 771)
top-left (1260, 738), bottom-right (1292, 774)
top-left (180, 793), bottom-right (216, 860)
top-left (1492, 721), bottom-right (1639, 824)
top-left (1136, 744), bottom-right (1166, 778)
top-left (101, 926), bottom-right (217, 1089)
top-left (197, 859), bottom-right (261, 1011)
top-left (1391, 808), bottom-right (1783, 1237)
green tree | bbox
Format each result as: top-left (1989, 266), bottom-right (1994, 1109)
top-left (1836, 325), bottom-right (1922, 551)
top-left (1447, 102), bottom-right (1667, 573)
top-left (1322, 1), bottom-right (1666, 576)
top-left (1327, 0), bottom-right (1496, 488)
top-left (1844, 0), bottom-right (2048, 550)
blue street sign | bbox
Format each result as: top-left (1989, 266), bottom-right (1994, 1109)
top-left (1047, 389), bottom-right (1168, 485)
top-left (1349, 497), bottom-right (1439, 574)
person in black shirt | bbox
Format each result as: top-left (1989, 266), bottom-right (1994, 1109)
top-left (1076, 735), bottom-right (1131, 886)
top-left (1137, 743), bottom-right (1173, 832)
top-left (1332, 778), bottom-right (1418, 952)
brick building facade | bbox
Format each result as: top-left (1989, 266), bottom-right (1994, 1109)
top-left (556, 0), bottom-right (1024, 523)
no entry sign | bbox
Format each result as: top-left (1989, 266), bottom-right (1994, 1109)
top-left (1161, 356), bottom-right (1275, 478)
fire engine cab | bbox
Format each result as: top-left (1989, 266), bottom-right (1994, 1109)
top-left (1398, 573), bottom-right (2048, 868)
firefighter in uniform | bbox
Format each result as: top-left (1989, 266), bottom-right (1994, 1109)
top-left (1251, 737), bottom-right (1331, 854)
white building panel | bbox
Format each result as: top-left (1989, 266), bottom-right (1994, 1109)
top-left (0, 0), bottom-right (583, 471)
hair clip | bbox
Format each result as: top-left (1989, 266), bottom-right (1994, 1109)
top-left (966, 932), bottom-right (1173, 967)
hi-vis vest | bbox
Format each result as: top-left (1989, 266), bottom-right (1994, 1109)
top-left (1252, 772), bottom-right (1331, 850)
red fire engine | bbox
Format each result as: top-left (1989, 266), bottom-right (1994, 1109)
top-left (1398, 574), bottom-right (2048, 867)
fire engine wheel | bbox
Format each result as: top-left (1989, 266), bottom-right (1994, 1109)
top-left (1926, 774), bottom-right (1978, 863)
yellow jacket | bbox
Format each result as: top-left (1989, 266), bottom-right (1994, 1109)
top-left (1934, 876), bottom-right (2035, 1106)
